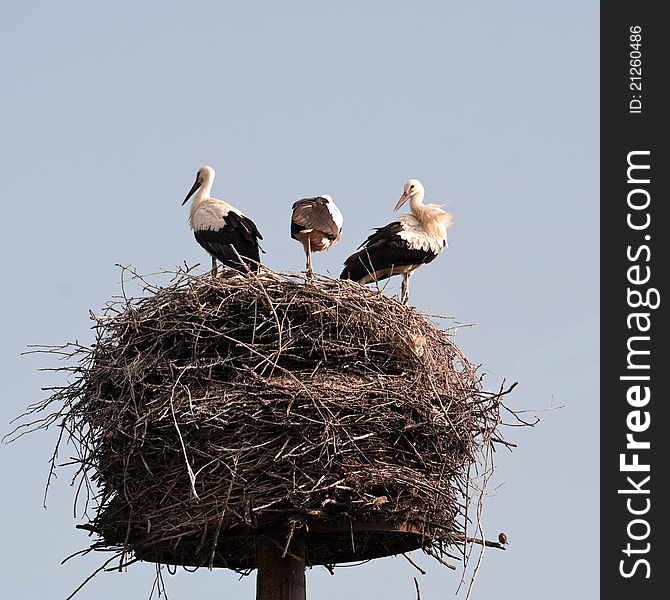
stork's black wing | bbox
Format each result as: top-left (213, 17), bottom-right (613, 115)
top-left (340, 222), bottom-right (437, 282)
top-left (195, 211), bottom-right (263, 272)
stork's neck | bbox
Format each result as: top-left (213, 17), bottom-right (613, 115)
top-left (196, 175), bottom-right (214, 201)
top-left (409, 191), bottom-right (426, 215)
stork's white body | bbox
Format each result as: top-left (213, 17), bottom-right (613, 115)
top-left (396, 209), bottom-right (450, 256)
top-left (189, 198), bottom-right (234, 230)
top-left (340, 179), bottom-right (452, 304)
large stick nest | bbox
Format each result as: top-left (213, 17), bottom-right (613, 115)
top-left (22, 268), bottom-right (516, 572)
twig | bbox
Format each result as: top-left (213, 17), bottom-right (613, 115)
top-left (413, 576), bottom-right (421, 600)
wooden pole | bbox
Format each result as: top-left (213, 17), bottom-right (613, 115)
top-left (256, 536), bottom-right (306, 600)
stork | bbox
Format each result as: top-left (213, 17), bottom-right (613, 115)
top-left (340, 179), bottom-right (452, 305)
top-left (290, 195), bottom-right (343, 278)
top-left (182, 165), bottom-right (263, 276)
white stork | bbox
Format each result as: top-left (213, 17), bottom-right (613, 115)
top-left (290, 195), bottom-right (343, 277)
top-left (340, 179), bottom-right (452, 304)
top-left (182, 165), bottom-right (263, 276)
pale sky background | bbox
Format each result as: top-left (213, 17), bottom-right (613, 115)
top-left (0, 1), bottom-right (599, 599)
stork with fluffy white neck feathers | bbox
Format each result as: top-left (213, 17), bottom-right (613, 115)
top-left (340, 179), bottom-right (452, 305)
top-left (182, 165), bottom-right (263, 277)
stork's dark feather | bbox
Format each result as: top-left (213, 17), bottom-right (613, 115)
top-left (291, 197), bottom-right (341, 240)
top-left (340, 222), bottom-right (438, 283)
top-left (194, 211), bottom-right (263, 272)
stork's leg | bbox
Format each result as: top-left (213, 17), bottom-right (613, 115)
top-left (307, 251), bottom-right (314, 279)
top-left (401, 271), bottom-right (413, 305)
top-left (211, 256), bottom-right (218, 279)
top-left (305, 238), bottom-right (313, 280)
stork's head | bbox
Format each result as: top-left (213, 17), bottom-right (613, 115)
top-left (182, 165), bottom-right (216, 205)
top-left (394, 179), bottom-right (425, 211)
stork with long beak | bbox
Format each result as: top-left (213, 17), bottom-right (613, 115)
top-left (340, 179), bottom-right (452, 305)
top-left (182, 165), bottom-right (263, 277)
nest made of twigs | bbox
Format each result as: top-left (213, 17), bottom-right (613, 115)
top-left (20, 267), bottom-right (516, 573)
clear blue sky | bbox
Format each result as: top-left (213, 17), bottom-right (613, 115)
top-left (0, 1), bottom-right (598, 598)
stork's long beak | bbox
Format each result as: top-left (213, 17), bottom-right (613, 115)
top-left (394, 192), bottom-right (409, 212)
top-left (182, 177), bottom-right (200, 205)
